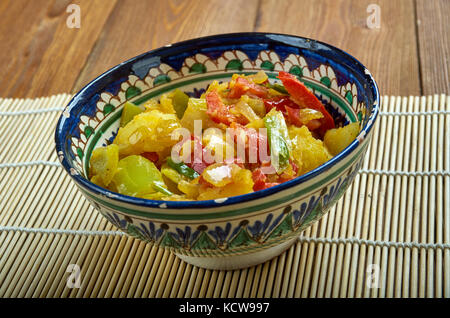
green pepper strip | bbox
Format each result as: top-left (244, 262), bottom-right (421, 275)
top-left (267, 83), bottom-right (288, 95)
top-left (167, 157), bottom-right (200, 180)
top-left (172, 89), bottom-right (190, 119)
top-left (152, 182), bottom-right (173, 196)
top-left (264, 114), bottom-right (290, 173)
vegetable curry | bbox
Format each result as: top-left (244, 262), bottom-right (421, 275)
top-left (89, 71), bottom-right (360, 201)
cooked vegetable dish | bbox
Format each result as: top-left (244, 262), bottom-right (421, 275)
top-left (89, 71), bottom-right (359, 201)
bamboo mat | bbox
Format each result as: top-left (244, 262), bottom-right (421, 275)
top-left (0, 94), bottom-right (449, 298)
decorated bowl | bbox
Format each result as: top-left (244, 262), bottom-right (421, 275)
top-left (55, 33), bottom-right (379, 270)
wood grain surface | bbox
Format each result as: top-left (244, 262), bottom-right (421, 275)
top-left (256, 0), bottom-right (422, 96)
top-left (0, 0), bottom-right (448, 97)
top-left (416, 0), bottom-right (450, 95)
top-left (0, 0), bottom-right (117, 97)
top-left (72, 0), bottom-right (259, 92)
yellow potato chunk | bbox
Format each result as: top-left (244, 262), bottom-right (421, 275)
top-left (205, 80), bottom-right (228, 94)
top-left (159, 92), bottom-right (176, 115)
top-left (245, 70), bottom-right (268, 84)
top-left (246, 96), bottom-right (266, 118)
top-left (324, 122), bottom-right (360, 156)
top-left (142, 92), bottom-right (181, 116)
top-left (113, 110), bottom-right (181, 156)
top-left (197, 164), bottom-right (254, 200)
top-left (160, 163), bottom-right (184, 194)
top-left (298, 108), bottom-right (323, 123)
top-left (202, 128), bottom-right (235, 163)
top-left (142, 98), bottom-right (159, 112)
top-left (289, 126), bottom-right (332, 175)
top-left (180, 98), bottom-right (221, 134)
top-left (90, 175), bottom-right (105, 188)
top-left (202, 163), bottom-right (237, 187)
top-left (178, 179), bottom-right (200, 199)
top-left (233, 96), bottom-right (261, 123)
top-left (245, 118), bottom-right (265, 130)
top-left (89, 144), bottom-right (119, 186)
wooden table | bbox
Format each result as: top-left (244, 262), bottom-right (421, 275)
top-left (0, 0), bottom-right (448, 99)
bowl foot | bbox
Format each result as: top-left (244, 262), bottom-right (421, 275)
top-left (174, 237), bottom-right (297, 270)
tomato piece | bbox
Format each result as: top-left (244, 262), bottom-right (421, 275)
top-left (228, 77), bottom-right (268, 99)
top-left (277, 71), bottom-right (335, 133)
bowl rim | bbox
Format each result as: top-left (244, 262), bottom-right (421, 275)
top-left (55, 32), bottom-right (380, 211)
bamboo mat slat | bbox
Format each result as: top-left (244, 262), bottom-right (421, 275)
top-left (0, 94), bottom-right (449, 298)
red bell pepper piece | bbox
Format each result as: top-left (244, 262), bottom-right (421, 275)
top-left (252, 169), bottom-right (266, 191)
top-left (263, 96), bottom-right (298, 114)
top-left (206, 90), bottom-right (247, 125)
top-left (252, 169), bottom-right (280, 191)
top-left (228, 77), bottom-right (268, 99)
top-left (277, 71), bottom-right (335, 133)
top-left (206, 90), bottom-right (237, 125)
top-left (285, 106), bottom-right (322, 131)
top-left (141, 152), bottom-right (159, 163)
top-left (264, 97), bottom-right (322, 131)
top-left (285, 106), bottom-right (302, 126)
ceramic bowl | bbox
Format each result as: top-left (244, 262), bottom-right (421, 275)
top-left (55, 33), bottom-right (379, 270)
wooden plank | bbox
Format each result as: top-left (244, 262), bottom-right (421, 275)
top-left (255, 0), bottom-right (421, 96)
top-left (72, 0), bottom-right (259, 92)
top-left (0, 0), bottom-right (117, 98)
top-left (416, 0), bottom-right (450, 95)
